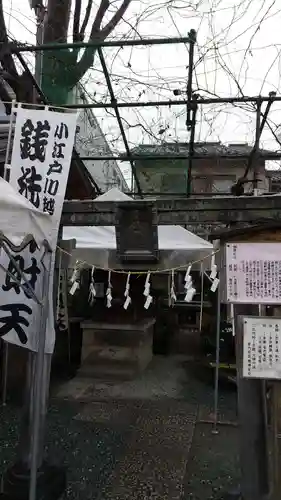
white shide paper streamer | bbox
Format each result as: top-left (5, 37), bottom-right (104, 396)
top-left (123, 272), bottom-right (131, 309)
top-left (88, 266), bottom-right (96, 305)
top-left (170, 269), bottom-right (177, 303)
top-left (106, 270), bottom-right (113, 308)
top-left (69, 262), bottom-right (80, 296)
top-left (144, 272), bottom-right (153, 309)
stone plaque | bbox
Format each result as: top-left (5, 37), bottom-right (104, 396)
top-left (116, 202), bottom-right (159, 263)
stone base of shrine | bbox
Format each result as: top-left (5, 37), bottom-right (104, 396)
top-left (79, 319), bottom-right (156, 380)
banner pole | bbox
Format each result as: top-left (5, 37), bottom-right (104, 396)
top-left (1, 342), bottom-right (8, 405)
top-left (29, 243), bottom-right (52, 500)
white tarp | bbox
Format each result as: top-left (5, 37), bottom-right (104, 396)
top-left (62, 224), bottom-right (213, 271)
top-left (0, 177), bottom-right (53, 245)
top-left (94, 187), bottom-right (132, 202)
top-left (63, 224), bottom-right (213, 251)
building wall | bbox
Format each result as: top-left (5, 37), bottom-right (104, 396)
top-left (71, 87), bottom-right (127, 192)
top-left (266, 171), bottom-right (281, 193)
top-left (135, 157), bottom-right (267, 195)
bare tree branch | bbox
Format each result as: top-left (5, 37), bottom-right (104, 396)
top-left (73, 0), bottom-right (82, 42)
top-left (0, 0), bottom-right (18, 78)
top-left (75, 0), bottom-right (132, 83)
top-left (100, 0), bottom-right (131, 39)
top-left (91, 0), bottom-right (110, 35)
top-left (80, 0), bottom-right (93, 41)
top-left (44, 0), bottom-right (72, 44)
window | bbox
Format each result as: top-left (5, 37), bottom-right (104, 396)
top-left (192, 176), bottom-right (208, 193)
top-left (161, 173), bottom-right (186, 193)
top-left (212, 176), bottom-right (235, 193)
top-left (270, 179), bottom-right (281, 193)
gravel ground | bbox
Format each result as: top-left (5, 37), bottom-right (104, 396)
top-left (0, 400), bottom-right (128, 500)
top-left (184, 424), bottom-right (240, 500)
top-left (0, 356), bottom-right (240, 499)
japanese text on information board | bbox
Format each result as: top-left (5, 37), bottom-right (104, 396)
top-left (243, 317), bottom-right (281, 379)
top-left (226, 243), bottom-right (281, 304)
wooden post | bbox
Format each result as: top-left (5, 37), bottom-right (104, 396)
top-left (270, 307), bottom-right (281, 499)
top-left (235, 307), bottom-right (269, 500)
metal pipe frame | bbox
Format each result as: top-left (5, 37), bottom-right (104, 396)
top-left (78, 153), bottom-right (281, 160)
top-left (186, 29), bottom-right (196, 129)
top-left (97, 47), bottom-right (142, 197)
top-left (243, 95), bottom-right (276, 184)
top-left (10, 37), bottom-right (281, 200)
top-left (186, 102), bottom-right (197, 194)
top-left (12, 35), bottom-right (198, 53)
top-left (119, 192), bottom-right (267, 197)
top-left (51, 95), bottom-right (281, 109)
top-left (251, 99), bottom-right (261, 189)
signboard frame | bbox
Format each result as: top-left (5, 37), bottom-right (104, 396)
top-left (242, 315), bottom-right (281, 380)
top-left (224, 242), bottom-right (281, 305)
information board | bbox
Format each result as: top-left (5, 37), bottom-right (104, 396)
top-left (226, 243), bottom-right (281, 304)
top-left (243, 316), bottom-right (281, 379)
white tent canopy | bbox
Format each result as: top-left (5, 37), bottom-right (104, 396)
top-left (0, 177), bottom-right (53, 246)
top-left (63, 224), bottom-right (212, 252)
top-left (63, 188), bottom-right (213, 270)
top-left (94, 187), bottom-right (132, 202)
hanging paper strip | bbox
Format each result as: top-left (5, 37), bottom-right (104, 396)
top-left (170, 269), bottom-right (177, 303)
top-left (106, 270), bottom-right (113, 308)
top-left (123, 272), bottom-right (131, 309)
top-left (183, 264), bottom-right (196, 302)
top-left (69, 262), bottom-right (80, 296)
top-left (144, 272), bottom-right (153, 309)
top-left (210, 277), bottom-right (219, 292)
top-left (88, 266), bottom-right (96, 305)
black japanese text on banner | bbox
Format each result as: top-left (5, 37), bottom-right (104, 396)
top-left (0, 105), bottom-right (77, 353)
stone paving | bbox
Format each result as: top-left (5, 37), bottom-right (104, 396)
top-left (0, 356), bottom-right (240, 499)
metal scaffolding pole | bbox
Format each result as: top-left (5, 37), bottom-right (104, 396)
top-left (53, 94), bottom-right (281, 109)
top-left (77, 153), bottom-right (281, 161)
top-left (186, 102), bottom-right (197, 195)
top-left (238, 92), bottom-right (276, 191)
top-left (13, 35), bottom-right (196, 53)
top-left (97, 47), bottom-right (142, 197)
top-left (186, 29), bottom-right (196, 130)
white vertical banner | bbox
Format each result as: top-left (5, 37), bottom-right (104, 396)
top-left (0, 105), bottom-right (77, 353)
top-left (0, 239), bottom-right (44, 351)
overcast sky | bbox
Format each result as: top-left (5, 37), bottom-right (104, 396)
top-left (3, 0), bottom-right (281, 179)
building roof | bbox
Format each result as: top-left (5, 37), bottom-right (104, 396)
top-left (209, 220), bottom-right (281, 242)
top-left (130, 142), bottom-right (277, 159)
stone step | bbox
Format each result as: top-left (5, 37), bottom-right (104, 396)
top-left (78, 360), bottom-right (138, 381)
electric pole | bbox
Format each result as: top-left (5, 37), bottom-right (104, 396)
top-left (29, 1), bottom-right (46, 90)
